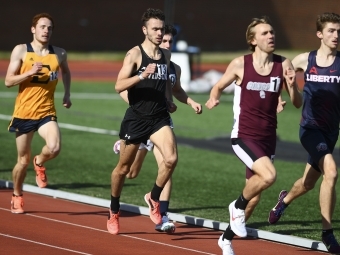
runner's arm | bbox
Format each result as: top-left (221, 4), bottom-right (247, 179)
top-left (282, 58), bottom-right (302, 109)
top-left (172, 64), bottom-right (202, 114)
top-left (5, 44), bottom-right (40, 87)
top-left (205, 57), bottom-right (242, 109)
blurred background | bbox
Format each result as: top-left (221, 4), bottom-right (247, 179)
top-left (1, 0), bottom-right (340, 52)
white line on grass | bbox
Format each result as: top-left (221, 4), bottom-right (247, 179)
top-left (0, 232), bottom-right (92, 255)
top-left (0, 92), bottom-right (121, 100)
top-left (0, 181), bottom-right (328, 253)
top-left (0, 114), bottom-right (119, 135)
top-left (0, 207), bottom-right (216, 255)
top-left (0, 91), bottom-right (234, 102)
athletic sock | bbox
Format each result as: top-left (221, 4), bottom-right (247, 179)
top-left (235, 193), bottom-right (249, 210)
top-left (151, 183), bottom-right (163, 201)
top-left (223, 225), bottom-right (235, 241)
top-left (110, 195), bottom-right (120, 213)
top-left (160, 201), bottom-right (169, 216)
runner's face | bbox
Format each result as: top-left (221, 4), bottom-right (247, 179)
top-left (143, 18), bottom-right (164, 46)
top-left (31, 18), bottom-right (53, 44)
top-left (319, 22), bottom-right (340, 49)
top-left (252, 23), bottom-right (275, 53)
top-left (160, 34), bottom-right (173, 50)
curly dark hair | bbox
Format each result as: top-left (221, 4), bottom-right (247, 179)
top-left (316, 12), bottom-right (340, 32)
top-left (141, 8), bottom-right (165, 26)
top-left (164, 24), bottom-right (177, 36)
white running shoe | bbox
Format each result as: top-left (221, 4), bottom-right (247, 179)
top-left (113, 140), bottom-right (120, 154)
top-left (229, 200), bottom-right (247, 237)
top-left (155, 215), bottom-right (176, 233)
top-left (218, 234), bottom-right (235, 255)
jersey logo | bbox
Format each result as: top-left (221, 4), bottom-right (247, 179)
top-left (169, 74), bottom-right (176, 87)
top-left (260, 90), bottom-right (266, 98)
top-left (29, 58), bottom-right (34, 61)
top-left (246, 77), bottom-right (281, 99)
top-left (309, 66), bottom-right (318, 74)
top-left (330, 69), bottom-right (337, 73)
top-left (139, 64), bottom-right (168, 80)
top-left (306, 74), bottom-right (340, 83)
top-left (316, 142), bottom-right (327, 151)
top-left (30, 64), bottom-right (58, 84)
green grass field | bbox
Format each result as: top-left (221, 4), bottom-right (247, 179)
top-left (0, 79), bottom-right (338, 242)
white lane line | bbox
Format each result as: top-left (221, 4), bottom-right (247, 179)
top-left (0, 92), bottom-right (121, 100)
top-left (0, 207), bottom-right (216, 255)
top-left (58, 123), bottom-right (118, 135)
top-left (0, 114), bottom-right (119, 135)
top-left (0, 233), bottom-right (92, 255)
top-left (0, 91), bottom-right (234, 102)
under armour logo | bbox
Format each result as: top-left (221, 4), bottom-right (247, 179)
top-left (125, 134), bottom-right (130, 139)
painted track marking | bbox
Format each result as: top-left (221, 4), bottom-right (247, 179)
top-left (0, 207), bottom-right (216, 255)
top-left (0, 233), bottom-right (93, 255)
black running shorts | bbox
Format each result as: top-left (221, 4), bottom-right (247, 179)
top-left (119, 107), bottom-right (171, 145)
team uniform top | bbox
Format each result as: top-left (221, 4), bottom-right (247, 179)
top-left (231, 54), bottom-right (284, 140)
top-left (12, 43), bottom-right (59, 120)
top-left (129, 45), bottom-right (168, 117)
top-left (300, 50), bottom-right (340, 132)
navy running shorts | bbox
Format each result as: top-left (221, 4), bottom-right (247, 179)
top-left (8, 115), bottom-right (57, 134)
top-left (299, 126), bottom-right (338, 172)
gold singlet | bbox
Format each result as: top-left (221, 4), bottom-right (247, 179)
top-left (12, 43), bottom-right (59, 120)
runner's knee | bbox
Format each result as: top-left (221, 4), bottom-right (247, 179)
top-left (17, 155), bottom-right (30, 169)
top-left (262, 171), bottom-right (276, 187)
top-left (163, 154), bottom-right (178, 170)
top-left (115, 163), bottom-right (131, 176)
top-left (323, 168), bottom-right (338, 186)
top-left (46, 142), bottom-right (60, 156)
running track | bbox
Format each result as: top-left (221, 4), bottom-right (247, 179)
top-left (0, 187), bottom-right (325, 255)
top-left (0, 60), bottom-right (320, 255)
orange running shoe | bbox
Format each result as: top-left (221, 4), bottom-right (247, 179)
top-left (33, 156), bottom-right (47, 188)
top-left (11, 195), bottom-right (24, 214)
top-left (144, 192), bottom-right (162, 225)
top-left (107, 210), bottom-right (120, 235)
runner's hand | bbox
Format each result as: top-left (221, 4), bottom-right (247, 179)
top-left (191, 102), bottom-right (202, 114)
top-left (284, 67), bottom-right (295, 87)
top-left (142, 63), bottom-right (157, 78)
top-left (205, 98), bottom-right (219, 109)
top-left (276, 100), bottom-right (286, 113)
top-left (30, 62), bottom-right (43, 75)
top-left (167, 100), bottom-right (177, 113)
top-left (63, 95), bottom-right (72, 109)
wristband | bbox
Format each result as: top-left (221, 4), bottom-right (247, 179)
top-left (138, 74), bottom-right (145, 80)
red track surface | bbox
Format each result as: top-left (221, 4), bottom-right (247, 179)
top-left (0, 188), bottom-right (324, 255)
